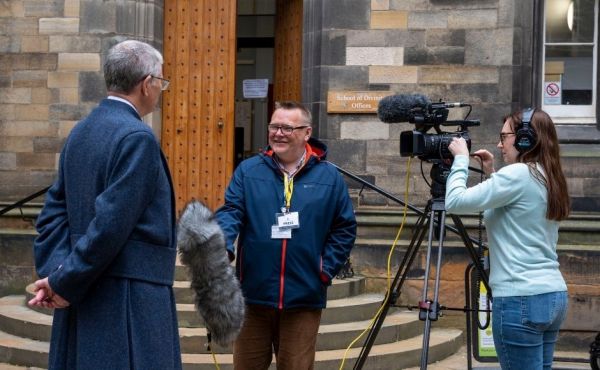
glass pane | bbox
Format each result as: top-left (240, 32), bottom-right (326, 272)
top-left (546, 0), bottom-right (595, 43)
top-left (544, 45), bottom-right (594, 105)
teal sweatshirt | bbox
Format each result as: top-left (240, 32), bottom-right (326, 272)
top-left (446, 155), bottom-right (567, 297)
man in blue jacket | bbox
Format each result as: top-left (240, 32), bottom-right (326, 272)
top-left (216, 101), bottom-right (357, 370)
top-left (28, 40), bottom-right (182, 370)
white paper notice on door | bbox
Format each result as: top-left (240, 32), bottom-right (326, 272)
top-left (243, 79), bottom-right (269, 99)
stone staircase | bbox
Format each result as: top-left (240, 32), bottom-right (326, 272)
top-left (1, 204), bottom-right (597, 369)
top-left (0, 265), bottom-right (464, 369)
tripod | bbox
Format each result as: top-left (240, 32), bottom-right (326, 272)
top-left (353, 161), bottom-right (490, 370)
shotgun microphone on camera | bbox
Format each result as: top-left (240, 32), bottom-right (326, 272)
top-left (377, 94), bottom-right (431, 123)
top-left (377, 94), bottom-right (468, 124)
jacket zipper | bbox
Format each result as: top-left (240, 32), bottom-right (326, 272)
top-left (279, 239), bottom-right (287, 309)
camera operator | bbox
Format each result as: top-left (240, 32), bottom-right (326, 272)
top-left (445, 108), bottom-right (570, 370)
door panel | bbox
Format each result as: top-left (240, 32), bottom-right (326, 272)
top-left (274, 0), bottom-right (303, 103)
top-left (162, 0), bottom-right (237, 212)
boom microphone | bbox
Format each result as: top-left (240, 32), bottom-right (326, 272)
top-left (177, 201), bottom-right (245, 346)
top-left (377, 94), bottom-right (431, 123)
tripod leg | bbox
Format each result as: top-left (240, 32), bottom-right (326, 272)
top-left (465, 263), bottom-right (474, 370)
top-left (419, 203), bottom-right (447, 369)
top-left (353, 203), bottom-right (432, 370)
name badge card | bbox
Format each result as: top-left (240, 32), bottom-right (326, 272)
top-left (271, 225), bottom-right (292, 239)
top-left (277, 212), bottom-right (300, 229)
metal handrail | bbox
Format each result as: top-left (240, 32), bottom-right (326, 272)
top-left (331, 162), bottom-right (488, 250)
top-left (0, 186), bottom-right (50, 217)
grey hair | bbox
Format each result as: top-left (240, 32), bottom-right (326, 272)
top-left (104, 40), bottom-right (164, 94)
top-left (274, 101), bottom-right (312, 126)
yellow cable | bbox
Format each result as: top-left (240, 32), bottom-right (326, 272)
top-left (210, 345), bottom-right (221, 370)
top-left (205, 331), bottom-right (221, 370)
top-left (338, 157), bottom-right (412, 370)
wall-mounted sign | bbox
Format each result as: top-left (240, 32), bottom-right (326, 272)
top-left (243, 79), bottom-right (269, 98)
top-left (543, 81), bottom-right (561, 105)
top-left (327, 91), bottom-right (392, 113)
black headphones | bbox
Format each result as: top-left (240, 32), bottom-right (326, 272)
top-left (515, 108), bottom-right (537, 153)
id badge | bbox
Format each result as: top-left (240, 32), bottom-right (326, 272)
top-left (277, 211), bottom-right (300, 229)
top-left (271, 225), bottom-right (292, 239)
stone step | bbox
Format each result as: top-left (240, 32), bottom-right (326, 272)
top-left (23, 285), bottom-right (386, 328)
top-left (0, 326), bottom-right (462, 370)
top-left (174, 276), bottom-right (366, 304)
top-left (0, 203), bottom-right (42, 230)
top-left (312, 328), bottom-right (463, 370)
top-left (181, 310), bottom-right (422, 354)
top-left (0, 294), bottom-right (463, 369)
top-left (403, 345), bottom-right (592, 370)
top-left (179, 328), bottom-right (463, 370)
top-left (0, 363), bottom-right (44, 370)
top-left (0, 297), bottom-right (51, 342)
top-left (1, 295), bottom-right (424, 353)
top-left (177, 293), bottom-right (385, 328)
top-left (174, 259), bottom-right (189, 281)
top-left (0, 230), bottom-right (37, 298)
top-left (24, 276), bottom-right (369, 318)
top-left (356, 207), bottom-right (600, 221)
top-left (0, 330), bottom-right (48, 369)
top-left (350, 237), bottom-right (600, 288)
top-left (354, 209), bottom-right (600, 245)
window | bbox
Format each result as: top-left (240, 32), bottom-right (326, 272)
top-left (542, 0), bottom-right (598, 123)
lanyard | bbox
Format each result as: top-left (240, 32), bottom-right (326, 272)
top-left (283, 174), bottom-right (294, 211)
top-left (277, 150), bottom-right (306, 212)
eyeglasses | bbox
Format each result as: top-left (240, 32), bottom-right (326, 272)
top-left (267, 124), bottom-right (309, 135)
top-left (151, 75), bottom-right (170, 91)
top-left (499, 132), bottom-right (515, 144)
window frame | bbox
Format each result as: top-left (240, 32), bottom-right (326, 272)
top-left (541, 0), bottom-right (599, 124)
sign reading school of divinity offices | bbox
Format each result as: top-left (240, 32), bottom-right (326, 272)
top-left (327, 91), bottom-right (392, 113)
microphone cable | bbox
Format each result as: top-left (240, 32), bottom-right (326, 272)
top-left (471, 157), bottom-right (491, 331)
top-left (206, 331), bottom-right (222, 370)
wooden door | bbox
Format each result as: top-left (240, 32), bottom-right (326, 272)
top-left (274, 0), bottom-right (303, 103)
top-left (162, 0), bottom-right (237, 212)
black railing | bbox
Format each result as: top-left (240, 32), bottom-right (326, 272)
top-left (331, 162), bottom-right (488, 249)
top-left (0, 186), bottom-right (50, 217)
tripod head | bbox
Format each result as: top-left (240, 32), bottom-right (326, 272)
top-left (428, 160), bottom-right (452, 200)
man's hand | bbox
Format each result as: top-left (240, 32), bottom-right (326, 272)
top-left (28, 277), bottom-right (70, 309)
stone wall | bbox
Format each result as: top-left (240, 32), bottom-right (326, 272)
top-left (2, 0), bottom-right (599, 209)
top-left (303, 0), bottom-right (599, 210)
top-left (0, 0), bottom-right (164, 201)
top-left (0, 231), bottom-right (36, 296)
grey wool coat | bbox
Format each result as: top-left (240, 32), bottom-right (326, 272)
top-left (34, 99), bottom-right (182, 370)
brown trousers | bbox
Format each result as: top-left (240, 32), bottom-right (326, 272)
top-left (233, 304), bottom-right (322, 370)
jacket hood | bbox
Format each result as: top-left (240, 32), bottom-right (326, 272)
top-left (262, 137), bottom-right (328, 162)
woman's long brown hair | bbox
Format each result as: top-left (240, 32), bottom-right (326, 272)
top-left (507, 109), bottom-right (571, 221)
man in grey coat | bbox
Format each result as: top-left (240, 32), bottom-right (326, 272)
top-left (29, 40), bottom-right (182, 370)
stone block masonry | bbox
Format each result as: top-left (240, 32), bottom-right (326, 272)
top-left (0, 0), bottom-right (163, 200)
top-left (324, 0), bottom-right (517, 207)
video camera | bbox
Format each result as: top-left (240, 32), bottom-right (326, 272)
top-left (378, 94), bottom-right (480, 161)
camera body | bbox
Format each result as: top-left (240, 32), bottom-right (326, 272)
top-left (400, 130), bottom-right (471, 160)
top-left (398, 102), bottom-right (478, 161)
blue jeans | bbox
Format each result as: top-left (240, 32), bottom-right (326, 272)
top-left (492, 291), bottom-right (568, 370)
